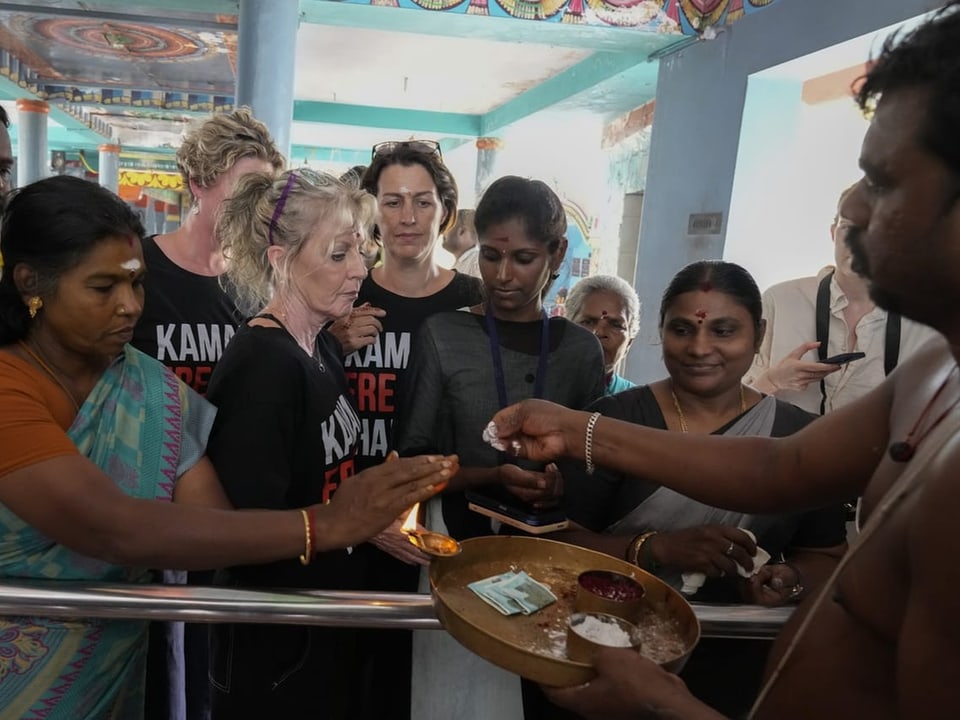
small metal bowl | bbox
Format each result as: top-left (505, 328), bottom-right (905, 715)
top-left (575, 570), bottom-right (646, 624)
top-left (566, 611), bottom-right (642, 664)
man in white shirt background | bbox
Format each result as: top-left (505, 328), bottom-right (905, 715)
top-left (442, 208), bottom-right (481, 278)
top-left (746, 184), bottom-right (938, 415)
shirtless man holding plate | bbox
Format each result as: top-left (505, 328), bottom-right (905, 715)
top-left (488, 4), bottom-right (960, 718)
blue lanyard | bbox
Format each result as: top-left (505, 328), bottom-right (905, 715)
top-left (484, 304), bottom-right (550, 410)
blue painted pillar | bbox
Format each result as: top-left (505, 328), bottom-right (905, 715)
top-left (236, 0), bottom-right (299, 158)
top-left (15, 99), bottom-right (49, 187)
top-left (475, 137), bottom-right (503, 200)
top-left (98, 143), bottom-right (120, 193)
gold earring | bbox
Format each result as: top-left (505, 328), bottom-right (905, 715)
top-left (27, 296), bottom-right (43, 319)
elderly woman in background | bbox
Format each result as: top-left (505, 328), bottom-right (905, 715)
top-left (565, 274), bottom-right (640, 395)
top-left (0, 175), bottom-right (450, 720)
top-left (555, 260), bottom-right (847, 717)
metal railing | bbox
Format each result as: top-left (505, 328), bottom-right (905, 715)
top-left (0, 581), bottom-right (791, 639)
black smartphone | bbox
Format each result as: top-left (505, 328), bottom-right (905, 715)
top-left (466, 489), bottom-right (569, 535)
top-left (822, 351), bottom-right (866, 365)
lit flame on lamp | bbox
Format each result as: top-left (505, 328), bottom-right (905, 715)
top-left (401, 503), bottom-right (420, 535)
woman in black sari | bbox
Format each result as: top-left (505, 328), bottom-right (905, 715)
top-left (557, 260), bottom-right (848, 718)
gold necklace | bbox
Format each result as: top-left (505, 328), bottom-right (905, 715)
top-left (18, 340), bottom-right (82, 413)
top-left (671, 384), bottom-right (746, 434)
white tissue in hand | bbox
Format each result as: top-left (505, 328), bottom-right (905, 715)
top-left (482, 421), bottom-right (507, 452)
top-left (736, 529), bottom-right (771, 578)
top-left (680, 572), bottom-right (706, 595)
top-left (682, 529), bottom-right (771, 595)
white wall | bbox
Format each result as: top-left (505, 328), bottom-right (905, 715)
top-left (724, 86), bottom-right (868, 292)
top-left (627, 0), bottom-right (943, 384)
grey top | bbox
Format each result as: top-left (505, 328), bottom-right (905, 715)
top-left (395, 309), bottom-right (605, 537)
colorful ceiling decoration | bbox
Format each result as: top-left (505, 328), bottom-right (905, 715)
top-left (345, 0), bottom-right (681, 32)
top-left (344, 0), bottom-right (780, 34)
top-left (0, 11), bottom-right (236, 138)
top-left (667, 0), bottom-right (779, 32)
top-left (0, 11), bottom-right (235, 94)
top-left (28, 18), bottom-right (213, 61)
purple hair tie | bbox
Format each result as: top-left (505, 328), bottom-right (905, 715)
top-left (268, 173), bottom-right (298, 246)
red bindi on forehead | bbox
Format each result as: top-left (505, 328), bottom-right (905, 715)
top-left (699, 281), bottom-right (712, 292)
top-left (695, 309), bottom-right (707, 324)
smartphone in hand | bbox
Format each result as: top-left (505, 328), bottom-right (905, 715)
top-left (822, 352), bottom-right (866, 365)
top-left (466, 489), bottom-right (569, 535)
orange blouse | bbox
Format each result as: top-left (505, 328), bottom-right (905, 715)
top-left (0, 348), bottom-right (80, 478)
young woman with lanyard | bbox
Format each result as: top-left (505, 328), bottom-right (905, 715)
top-left (394, 175), bottom-right (605, 720)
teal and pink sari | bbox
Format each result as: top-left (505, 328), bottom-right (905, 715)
top-left (0, 345), bottom-right (215, 719)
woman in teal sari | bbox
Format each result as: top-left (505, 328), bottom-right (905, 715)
top-left (0, 176), bottom-right (455, 719)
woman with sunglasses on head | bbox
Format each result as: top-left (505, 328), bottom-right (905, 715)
top-left (326, 141), bottom-right (484, 720)
top-left (394, 175), bottom-right (605, 720)
top-left (201, 168), bottom-right (458, 719)
top-left (0, 175), bottom-right (450, 720)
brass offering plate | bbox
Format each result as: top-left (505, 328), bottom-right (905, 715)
top-left (430, 536), bottom-right (700, 687)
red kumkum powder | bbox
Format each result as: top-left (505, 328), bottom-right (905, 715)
top-left (579, 571), bottom-right (644, 602)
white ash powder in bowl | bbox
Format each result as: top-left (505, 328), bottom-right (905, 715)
top-left (569, 612), bottom-right (637, 647)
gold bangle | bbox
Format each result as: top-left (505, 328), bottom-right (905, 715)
top-left (298, 509), bottom-right (313, 566)
top-left (624, 533), bottom-right (644, 562)
top-left (631, 531), bottom-right (659, 569)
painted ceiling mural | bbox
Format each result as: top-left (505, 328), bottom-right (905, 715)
top-left (345, 0), bottom-right (780, 35)
top-left (0, 0), bottom-right (780, 142)
top-left (0, 10), bottom-right (236, 127)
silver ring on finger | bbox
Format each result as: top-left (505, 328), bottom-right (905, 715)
top-left (724, 542), bottom-right (735, 556)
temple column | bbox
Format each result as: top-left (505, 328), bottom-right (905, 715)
top-left (15, 98), bottom-right (49, 186)
top-left (235, 0), bottom-right (299, 158)
top-left (475, 136), bottom-right (503, 200)
top-left (98, 143), bottom-right (120, 193)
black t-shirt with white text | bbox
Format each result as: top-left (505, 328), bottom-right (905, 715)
top-left (133, 236), bottom-right (241, 395)
top-left (343, 271), bottom-right (484, 470)
top-left (204, 325), bottom-right (366, 713)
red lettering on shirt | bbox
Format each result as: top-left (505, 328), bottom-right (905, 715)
top-left (322, 458), bottom-right (356, 503)
top-left (344, 371), bottom-right (395, 412)
top-left (172, 365), bottom-right (213, 396)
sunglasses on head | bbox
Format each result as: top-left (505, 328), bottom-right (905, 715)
top-left (371, 140), bottom-right (442, 161)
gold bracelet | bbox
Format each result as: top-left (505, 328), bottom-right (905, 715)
top-left (631, 531), bottom-right (659, 569)
top-left (298, 509), bottom-right (313, 566)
